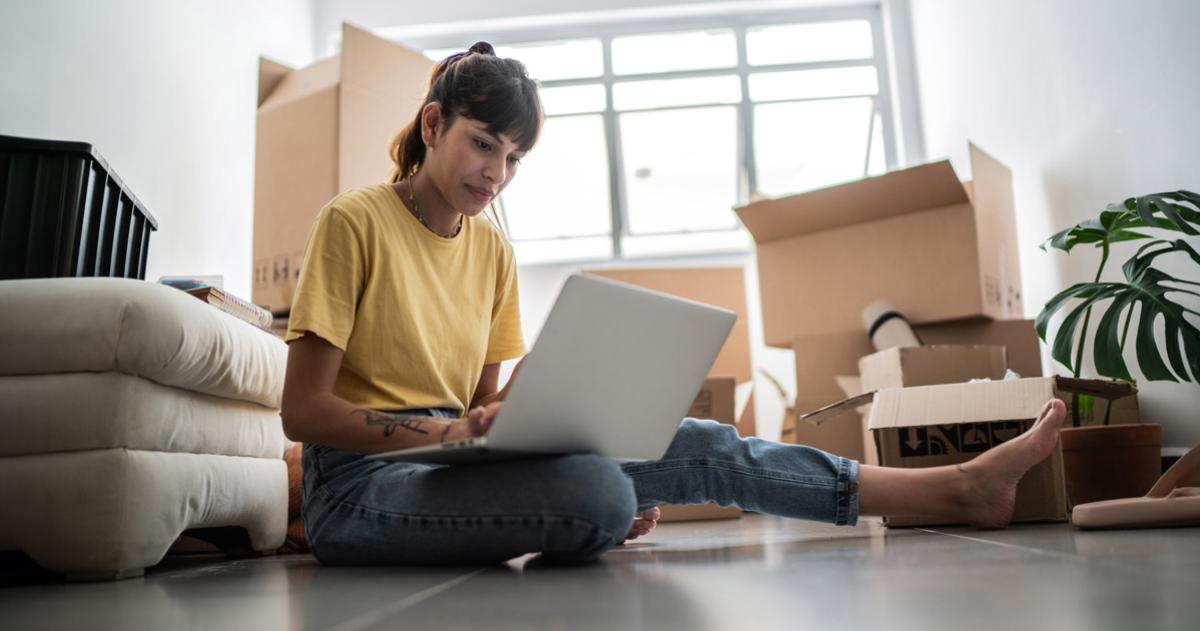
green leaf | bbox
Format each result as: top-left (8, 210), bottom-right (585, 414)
top-left (1093, 293), bottom-right (1135, 381)
top-left (1152, 199), bottom-right (1200, 235)
top-left (1078, 394), bottom-right (1095, 422)
top-left (1134, 297), bottom-right (1177, 381)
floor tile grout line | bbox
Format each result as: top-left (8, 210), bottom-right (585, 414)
top-left (323, 569), bottom-right (487, 631)
top-left (920, 528), bottom-right (1200, 586)
top-left (916, 529), bottom-right (1089, 562)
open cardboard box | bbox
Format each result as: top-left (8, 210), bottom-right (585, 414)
top-left (253, 23), bottom-right (432, 313)
top-left (800, 376), bottom-right (1138, 527)
top-left (854, 344), bottom-right (1008, 465)
top-left (791, 318), bottom-right (1042, 460)
top-left (736, 143), bottom-right (1023, 346)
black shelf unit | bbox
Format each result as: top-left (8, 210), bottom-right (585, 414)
top-left (0, 134), bottom-right (158, 280)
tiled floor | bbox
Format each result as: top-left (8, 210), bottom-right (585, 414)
top-left (1, 514), bottom-right (1195, 631)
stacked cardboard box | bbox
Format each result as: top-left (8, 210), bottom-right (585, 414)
top-left (254, 23), bottom-right (433, 314)
top-left (736, 143), bottom-right (1035, 460)
top-left (585, 267), bottom-right (753, 521)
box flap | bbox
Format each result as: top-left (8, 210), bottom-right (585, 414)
top-left (868, 377), bottom-right (1058, 430)
top-left (798, 392), bottom-right (876, 425)
top-left (341, 22), bottom-right (434, 98)
top-left (734, 160), bottom-right (968, 244)
top-left (258, 55), bottom-right (340, 112)
top-left (258, 57), bottom-right (293, 107)
top-left (1052, 376), bottom-right (1137, 399)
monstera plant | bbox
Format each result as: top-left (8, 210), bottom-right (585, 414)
top-left (1036, 190), bottom-right (1200, 427)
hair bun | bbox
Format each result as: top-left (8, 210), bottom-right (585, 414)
top-left (468, 41), bottom-right (495, 56)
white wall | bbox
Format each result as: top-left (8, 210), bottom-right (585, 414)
top-left (908, 0), bottom-right (1200, 449)
top-left (0, 0), bottom-right (315, 299)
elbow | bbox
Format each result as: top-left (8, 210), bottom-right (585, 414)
top-left (279, 401), bottom-right (310, 443)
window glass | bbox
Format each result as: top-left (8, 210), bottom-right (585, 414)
top-left (500, 115), bottom-right (611, 241)
top-left (748, 67), bottom-right (878, 102)
top-left (620, 106), bottom-right (739, 235)
top-left (746, 20), bottom-right (874, 66)
top-left (753, 97), bottom-right (874, 196)
top-left (613, 75), bottom-right (741, 111)
top-left (427, 39), bottom-right (604, 81)
top-left (540, 85), bottom-right (606, 116)
top-left (612, 29), bottom-right (736, 75)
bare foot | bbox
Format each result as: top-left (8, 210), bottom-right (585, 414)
top-left (621, 506), bottom-right (661, 543)
top-left (954, 398), bottom-right (1067, 529)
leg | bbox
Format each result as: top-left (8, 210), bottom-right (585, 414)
top-left (621, 418), bottom-right (860, 525)
top-left (301, 445), bottom-right (637, 566)
top-left (858, 398), bottom-right (1067, 528)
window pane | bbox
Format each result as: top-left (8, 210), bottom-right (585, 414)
top-left (867, 112), bottom-right (886, 176)
top-left (540, 84), bottom-right (606, 116)
top-left (496, 39), bottom-right (603, 81)
top-left (746, 20), bottom-right (874, 66)
top-left (613, 75), bottom-right (741, 111)
top-left (427, 39), bottom-right (603, 81)
top-left (513, 236), bottom-right (612, 265)
top-left (754, 98), bottom-right (874, 197)
top-left (612, 29), bottom-right (736, 75)
top-left (620, 106), bottom-right (739, 235)
top-left (500, 115), bottom-right (611, 241)
top-left (748, 67), bottom-right (878, 102)
top-left (622, 229), bottom-right (750, 258)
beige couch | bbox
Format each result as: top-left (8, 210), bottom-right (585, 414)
top-left (0, 278), bottom-right (288, 580)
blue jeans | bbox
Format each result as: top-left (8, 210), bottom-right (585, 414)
top-left (302, 409), bottom-right (860, 566)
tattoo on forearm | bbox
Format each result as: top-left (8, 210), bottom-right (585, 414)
top-left (353, 409), bottom-right (431, 437)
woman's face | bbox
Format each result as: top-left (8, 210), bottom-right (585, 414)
top-left (422, 104), bottom-right (527, 216)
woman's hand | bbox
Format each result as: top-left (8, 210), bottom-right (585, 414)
top-left (441, 402), bottom-right (504, 443)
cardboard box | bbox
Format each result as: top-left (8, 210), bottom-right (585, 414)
top-left (254, 23), bottom-right (433, 313)
top-left (914, 318), bottom-right (1043, 379)
top-left (657, 377), bottom-right (744, 522)
top-left (802, 376), bottom-right (1138, 527)
top-left (585, 267), bottom-right (756, 433)
top-left (736, 143), bottom-right (1022, 346)
top-left (790, 319), bottom-right (1042, 459)
top-left (855, 345), bottom-right (1008, 465)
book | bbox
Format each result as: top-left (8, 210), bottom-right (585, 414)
top-left (183, 285), bottom-right (274, 331)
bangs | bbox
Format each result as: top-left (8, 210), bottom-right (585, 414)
top-left (451, 57), bottom-right (543, 152)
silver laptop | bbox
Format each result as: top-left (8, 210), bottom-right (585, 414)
top-left (367, 273), bottom-right (736, 465)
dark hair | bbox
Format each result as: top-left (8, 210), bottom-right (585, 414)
top-left (387, 41), bottom-right (543, 183)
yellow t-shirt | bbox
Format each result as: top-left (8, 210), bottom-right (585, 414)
top-left (285, 183), bottom-right (526, 413)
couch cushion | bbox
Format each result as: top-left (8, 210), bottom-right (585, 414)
top-left (0, 449), bottom-right (287, 578)
top-left (0, 278), bottom-right (285, 408)
top-left (0, 372), bottom-right (285, 459)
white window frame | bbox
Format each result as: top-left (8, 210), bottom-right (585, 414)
top-left (393, 3), bottom-right (908, 262)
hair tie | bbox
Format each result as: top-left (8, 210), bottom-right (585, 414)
top-left (468, 41), bottom-right (495, 56)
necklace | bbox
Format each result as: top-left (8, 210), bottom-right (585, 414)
top-left (408, 177), bottom-right (462, 238)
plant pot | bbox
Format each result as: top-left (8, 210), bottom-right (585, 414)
top-left (1060, 423), bottom-right (1162, 507)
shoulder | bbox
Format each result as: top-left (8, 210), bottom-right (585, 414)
top-left (468, 214), bottom-right (516, 262)
top-left (323, 184), bottom-right (396, 226)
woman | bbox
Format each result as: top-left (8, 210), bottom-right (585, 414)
top-left (281, 42), bottom-right (1067, 566)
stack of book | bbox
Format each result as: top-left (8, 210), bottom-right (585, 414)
top-left (159, 277), bottom-right (273, 331)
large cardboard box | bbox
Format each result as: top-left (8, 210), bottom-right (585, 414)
top-left (657, 377), bottom-right (744, 522)
top-left (585, 267), bottom-right (756, 434)
top-left (801, 376), bottom-right (1136, 527)
top-left (736, 143), bottom-right (1023, 346)
top-left (790, 319), bottom-right (1042, 459)
top-left (855, 345), bottom-right (1008, 465)
top-left (253, 23), bottom-right (433, 313)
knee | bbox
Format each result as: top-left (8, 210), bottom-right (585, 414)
top-left (553, 454), bottom-right (637, 541)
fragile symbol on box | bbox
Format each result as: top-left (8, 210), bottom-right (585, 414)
top-left (896, 420), bottom-right (1028, 457)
